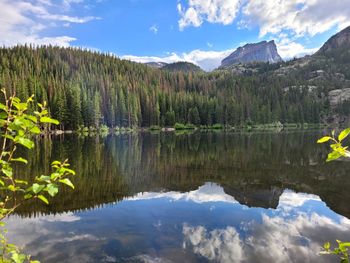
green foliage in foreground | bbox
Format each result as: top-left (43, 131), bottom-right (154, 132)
top-left (318, 128), bottom-right (350, 262)
top-left (320, 240), bottom-right (350, 263)
top-left (0, 90), bottom-right (75, 262)
top-left (317, 128), bottom-right (350, 161)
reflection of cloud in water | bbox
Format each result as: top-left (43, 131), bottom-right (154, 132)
top-left (278, 190), bottom-right (321, 210)
top-left (183, 190), bottom-right (350, 263)
top-left (5, 212), bottom-right (81, 246)
top-left (183, 224), bottom-right (244, 262)
top-left (128, 182), bottom-right (238, 204)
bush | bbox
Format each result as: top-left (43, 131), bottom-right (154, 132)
top-left (212, 123), bottom-right (223, 129)
top-left (174, 123), bottom-right (196, 130)
top-left (149, 125), bottom-right (161, 130)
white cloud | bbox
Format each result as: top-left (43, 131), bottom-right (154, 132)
top-left (242, 0), bottom-right (350, 38)
top-left (122, 48), bottom-right (233, 71)
top-left (128, 182), bottom-right (238, 204)
top-left (183, 190), bottom-right (350, 263)
top-left (149, 24), bottom-right (158, 34)
top-left (0, 0), bottom-right (99, 47)
top-left (178, 0), bottom-right (241, 30)
top-left (183, 224), bottom-right (245, 262)
top-left (278, 190), bottom-right (320, 209)
top-left (276, 41), bottom-right (319, 59)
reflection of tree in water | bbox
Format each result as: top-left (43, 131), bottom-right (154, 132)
top-left (13, 131), bottom-right (350, 218)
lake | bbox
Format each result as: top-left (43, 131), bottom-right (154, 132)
top-left (6, 131), bottom-right (350, 262)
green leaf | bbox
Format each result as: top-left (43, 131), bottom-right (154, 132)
top-left (40, 116), bottom-right (59, 125)
top-left (37, 195), bottom-right (49, 205)
top-left (14, 179), bottom-right (28, 185)
top-left (0, 111), bottom-right (7, 119)
top-left (11, 252), bottom-right (26, 263)
top-left (0, 103), bottom-right (7, 111)
top-left (7, 185), bottom-right (17, 192)
top-left (17, 137), bottom-right (34, 149)
top-left (317, 136), bottom-right (332, 143)
top-left (51, 161), bottom-right (61, 166)
top-left (2, 167), bottom-right (13, 178)
top-left (46, 184), bottom-right (58, 197)
top-left (339, 242), bottom-right (350, 250)
top-left (37, 175), bottom-right (50, 182)
top-left (29, 125), bottom-right (41, 134)
top-left (326, 151), bottom-right (343, 162)
top-left (339, 128), bottom-right (350, 142)
top-left (32, 183), bottom-right (44, 194)
top-left (24, 194), bottom-right (33, 200)
top-left (59, 178), bottom-right (75, 189)
top-left (324, 242), bottom-right (331, 250)
top-left (13, 102), bottom-right (28, 111)
top-left (10, 157), bottom-right (28, 164)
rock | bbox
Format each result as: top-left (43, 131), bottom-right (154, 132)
top-left (221, 40), bottom-right (282, 67)
top-left (316, 26), bottom-right (350, 54)
top-left (328, 88), bottom-right (350, 107)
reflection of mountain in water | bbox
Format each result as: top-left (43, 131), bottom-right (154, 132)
top-left (14, 132), bottom-right (350, 218)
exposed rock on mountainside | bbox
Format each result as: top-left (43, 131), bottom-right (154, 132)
top-left (316, 26), bottom-right (350, 54)
top-left (221, 40), bottom-right (282, 67)
top-left (328, 88), bottom-right (350, 108)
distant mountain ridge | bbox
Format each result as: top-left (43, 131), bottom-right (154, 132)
top-left (144, 61), bottom-right (202, 72)
top-left (161, 61), bottom-right (203, 72)
top-left (221, 40), bottom-right (283, 68)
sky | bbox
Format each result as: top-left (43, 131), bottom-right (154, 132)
top-left (1, 0), bottom-right (350, 71)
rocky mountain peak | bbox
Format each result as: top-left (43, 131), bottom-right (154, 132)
top-left (316, 26), bottom-right (350, 54)
top-left (221, 40), bottom-right (282, 68)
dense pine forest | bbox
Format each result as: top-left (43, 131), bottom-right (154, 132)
top-left (0, 45), bottom-right (334, 130)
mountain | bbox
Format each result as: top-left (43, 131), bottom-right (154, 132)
top-left (0, 26), bottom-right (349, 130)
top-left (144, 61), bottom-right (203, 72)
top-left (316, 25), bottom-right (350, 54)
top-left (221, 40), bottom-right (282, 68)
top-left (145, 62), bottom-right (168, 69)
top-left (161, 61), bottom-right (203, 72)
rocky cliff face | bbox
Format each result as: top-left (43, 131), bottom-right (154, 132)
top-left (316, 26), bottom-right (350, 54)
top-left (221, 40), bottom-right (282, 67)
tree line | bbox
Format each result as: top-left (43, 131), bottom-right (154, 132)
top-left (0, 45), bottom-right (330, 130)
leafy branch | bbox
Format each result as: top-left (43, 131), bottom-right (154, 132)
top-left (318, 128), bottom-right (350, 263)
top-left (0, 90), bottom-right (75, 263)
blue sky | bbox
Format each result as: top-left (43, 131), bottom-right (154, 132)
top-left (1, 0), bottom-right (350, 70)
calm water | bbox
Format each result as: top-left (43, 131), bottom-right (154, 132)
top-left (6, 131), bottom-right (350, 262)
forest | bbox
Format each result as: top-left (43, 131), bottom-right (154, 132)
top-left (0, 45), bottom-right (333, 130)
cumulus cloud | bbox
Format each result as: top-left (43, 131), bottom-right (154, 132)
top-left (178, 0), bottom-right (241, 30)
top-left (174, 0), bottom-right (350, 60)
top-left (122, 48), bottom-right (233, 71)
top-left (276, 41), bottom-right (319, 59)
top-left (183, 224), bottom-right (245, 262)
top-left (242, 0), bottom-right (350, 37)
top-left (183, 190), bottom-right (350, 262)
top-left (0, 0), bottom-right (99, 47)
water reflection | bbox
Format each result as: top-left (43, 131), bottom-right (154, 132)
top-left (6, 183), bottom-right (349, 262)
top-left (6, 131), bottom-right (350, 262)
